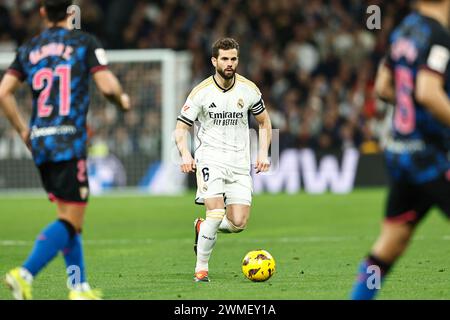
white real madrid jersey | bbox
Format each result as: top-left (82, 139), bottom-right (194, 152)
top-left (177, 74), bottom-right (265, 173)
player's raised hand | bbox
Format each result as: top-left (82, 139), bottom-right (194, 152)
top-left (255, 155), bottom-right (270, 174)
top-left (181, 152), bottom-right (196, 173)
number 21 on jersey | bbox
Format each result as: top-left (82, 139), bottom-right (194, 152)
top-left (32, 64), bottom-right (71, 117)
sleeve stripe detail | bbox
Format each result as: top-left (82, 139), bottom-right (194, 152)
top-left (179, 115), bottom-right (194, 124)
top-left (252, 103), bottom-right (263, 110)
top-left (252, 109), bottom-right (266, 116)
top-left (252, 103), bottom-right (265, 111)
top-left (177, 115), bottom-right (194, 126)
top-left (252, 107), bottom-right (265, 116)
top-left (177, 118), bottom-right (193, 126)
top-left (251, 99), bottom-right (264, 112)
top-left (6, 69), bottom-right (24, 81)
top-left (90, 65), bottom-right (108, 74)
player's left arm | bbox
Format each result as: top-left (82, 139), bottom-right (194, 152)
top-left (93, 70), bottom-right (130, 112)
top-left (254, 109), bottom-right (272, 173)
top-left (415, 39), bottom-right (450, 127)
top-left (0, 73), bottom-right (30, 149)
top-left (87, 35), bottom-right (130, 112)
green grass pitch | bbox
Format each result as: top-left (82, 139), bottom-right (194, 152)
top-left (0, 189), bottom-right (449, 300)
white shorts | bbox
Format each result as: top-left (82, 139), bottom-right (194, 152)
top-left (195, 163), bottom-right (252, 206)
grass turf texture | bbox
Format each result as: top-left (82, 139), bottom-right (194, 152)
top-left (0, 189), bottom-right (449, 300)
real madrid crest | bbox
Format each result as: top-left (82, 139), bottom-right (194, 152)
top-left (237, 98), bottom-right (244, 109)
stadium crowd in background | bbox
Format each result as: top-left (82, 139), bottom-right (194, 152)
top-left (0, 0), bottom-right (411, 159)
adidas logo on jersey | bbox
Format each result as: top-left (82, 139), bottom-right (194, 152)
top-left (208, 103), bottom-right (217, 109)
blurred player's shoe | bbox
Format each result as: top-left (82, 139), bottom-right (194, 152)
top-left (5, 267), bottom-right (33, 300)
top-left (193, 270), bottom-right (210, 282)
top-left (69, 283), bottom-right (103, 300)
top-left (193, 218), bottom-right (204, 256)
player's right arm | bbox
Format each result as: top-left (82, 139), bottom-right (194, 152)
top-left (175, 93), bottom-right (202, 173)
top-left (175, 120), bottom-right (196, 173)
top-left (375, 60), bottom-right (395, 104)
top-left (0, 61), bottom-right (30, 150)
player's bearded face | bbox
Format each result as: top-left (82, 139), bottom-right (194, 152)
top-left (215, 49), bottom-right (238, 80)
top-left (217, 64), bottom-right (236, 80)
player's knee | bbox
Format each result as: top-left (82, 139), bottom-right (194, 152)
top-left (228, 217), bottom-right (247, 231)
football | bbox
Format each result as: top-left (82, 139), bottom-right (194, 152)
top-left (242, 249), bottom-right (276, 282)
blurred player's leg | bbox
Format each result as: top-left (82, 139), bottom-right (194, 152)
top-left (350, 169), bottom-right (432, 300)
top-left (64, 234), bottom-right (86, 283)
top-left (6, 201), bottom-right (86, 300)
top-left (371, 222), bottom-right (415, 263)
top-left (56, 202), bottom-right (102, 300)
top-left (194, 197), bottom-right (225, 282)
top-left (22, 218), bottom-right (75, 278)
top-left (351, 222), bottom-right (414, 300)
top-left (351, 178), bottom-right (428, 300)
top-left (5, 217), bottom-right (76, 299)
top-left (58, 204), bottom-right (87, 285)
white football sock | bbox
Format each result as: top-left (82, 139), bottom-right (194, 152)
top-left (195, 209), bottom-right (225, 272)
top-left (218, 215), bottom-right (245, 233)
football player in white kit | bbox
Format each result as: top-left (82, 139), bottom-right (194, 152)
top-left (175, 38), bottom-right (272, 282)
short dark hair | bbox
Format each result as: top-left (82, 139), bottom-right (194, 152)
top-left (41, 0), bottom-right (73, 23)
top-left (212, 38), bottom-right (240, 58)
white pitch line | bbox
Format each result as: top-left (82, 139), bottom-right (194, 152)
top-left (0, 235), bottom-right (448, 247)
top-left (0, 240), bottom-right (30, 246)
top-left (0, 237), bottom-right (354, 247)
